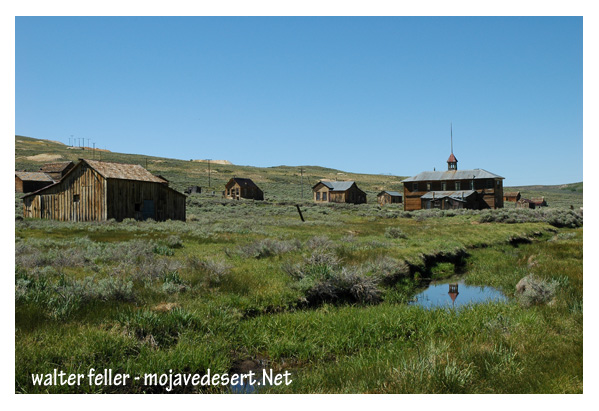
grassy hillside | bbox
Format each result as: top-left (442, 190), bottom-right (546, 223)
top-left (15, 135), bottom-right (405, 201)
top-left (16, 135), bottom-right (582, 209)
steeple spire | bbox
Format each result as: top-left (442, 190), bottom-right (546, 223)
top-left (447, 122), bottom-right (458, 170)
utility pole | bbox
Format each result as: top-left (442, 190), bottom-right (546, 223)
top-left (207, 159), bottom-right (211, 187)
top-left (87, 138), bottom-right (90, 149)
top-left (93, 142), bottom-right (95, 159)
top-left (300, 167), bottom-right (304, 200)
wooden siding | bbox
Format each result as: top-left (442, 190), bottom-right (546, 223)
top-left (403, 178), bottom-right (504, 211)
top-left (106, 179), bottom-right (186, 221)
top-left (378, 193), bottom-right (402, 205)
top-left (23, 161), bottom-right (186, 222)
top-left (313, 183), bottom-right (366, 204)
top-left (224, 181), bottom-right (264, 200)
top-left (15, 177), bottom-right (53, 193)
top-left (23, 162), bottom-right (107, 221)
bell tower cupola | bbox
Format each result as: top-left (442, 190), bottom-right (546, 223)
top-left (447, 123), bottom-right (458, 171)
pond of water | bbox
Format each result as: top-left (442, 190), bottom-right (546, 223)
top-left (409, 280), bottom-right (507, 309)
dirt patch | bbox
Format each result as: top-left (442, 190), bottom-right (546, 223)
top-left (193, 159), bottom-right (232, 165)
top-left (153, 302), bottom-right (180, 312)
top-left (25, 153), bottom-right (63, 162)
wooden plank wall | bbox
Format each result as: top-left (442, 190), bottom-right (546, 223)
top-left (106, 179), bottom-right (186, 221)
top-left (23, 163), bottom-right (106, 221)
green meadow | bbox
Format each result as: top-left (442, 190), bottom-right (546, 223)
top-left (14, 136), bottom-right (583, 393)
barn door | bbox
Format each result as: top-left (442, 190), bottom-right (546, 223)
top-left (143, 200), bottom-right (155, 220)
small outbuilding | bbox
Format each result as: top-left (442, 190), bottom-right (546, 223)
top-left (531, 197), bottom-right (547, 207)
top-left (224, 178), bottom-right (264, 200)
top-left (312, 180), bottom-right (367, 204)
top-left (15, 172), bottom-right (54, 193)
top-left (516, 199), bottom-right (536, 209)
top-left (377, 190), bottom-right (403, 206)
top-left (22, 159), bottom-right (186, 221)
top-left (185, 185), bottom-right (202, 194)
top-left (503, 191), bottom-right (521, 202)
top-left (39, 161), bottom-right (75, 181)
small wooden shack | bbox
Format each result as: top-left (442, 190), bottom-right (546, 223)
top-left (224, 178), bottom-right (264, 200)
top-left (377, 190), bottom-right (403, 206)
top-left (516, 199), bottom-right (536, 209)
top-left (503, 191), bottom-right (521, 202)
top-left (22, 159), bottom-right (186, 221)
top-left (39, 161), bottom-right (75, 181)
top-left (185, 186), bottom-right (202, 194)
top-left (531, 197), bottom-right (547, 207)
top-left (312, 180), bottom-right (367, 204)
top-left (15, 172), bottom-right (54, 193)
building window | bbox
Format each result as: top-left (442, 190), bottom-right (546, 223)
top-left (135, 203), bottom-right (141, 212)
top-left (322, 192), bottom-right (327, 201)
top-left (487, 180), bottom-right (493, 189)
top-left (316, 192), bottom-right (320, 200)
top-left (441, 182), bottom-right (446, 191)
top-left (455, 182), bottom-right (461, 191)
top-left (470, 181), bottom-right (474, 190)
top-left (413, 183), bottom-right (418, 191)
top-left (73, 194), bottom-right (80, 202)
top-left (426, 183), bottom-right (431, 191)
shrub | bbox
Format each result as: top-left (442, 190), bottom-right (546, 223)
top-left (238, 238), bottom-right (301, 259)
top-left (384, 226), bottom-right (407, 239)
top-left (515, 275), bottom-right (557, 307)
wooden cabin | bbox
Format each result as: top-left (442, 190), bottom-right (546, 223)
top-left (516, 199), bottom-right (536, 209)
top-left (402, 152), bottom-right (504, 211)
top-left (22, 159), bottom-right (186, 221)
top-left (312, 180), bottom-right (367, 204)
top-left (377, 191), bottom-right (403, 206)
top-left (531, 197), bottom-right (547, 207)
top-left (39, 161), bottom-right (74, 181)
top-left (224, 178), bottom-right (264, 200)
top-left (15, 172), bottom-right (54, 193)
top-left (503, 191), bottom-right (521, 202)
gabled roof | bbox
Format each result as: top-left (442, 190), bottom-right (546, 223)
top-left (15, 171), bottom-right (54, 182)
top-left (420, 190), bottom-right (477, 202)
top-left (402, 169), bottom-right (504, 183)
top-left (39, 161), bottom-right (74, 173)
top-left (314, 180), bottom-right (356, 192)
top-left (23, 159), bottom-right (186, 199)
top-left (225, 177), bottom-right (262, 190)
top-left (504, 191), bottom-right (520, 197)
top-left (378, 190), bottom-right (402, 197)
top-left (83, 159), bottom-right (165, 183)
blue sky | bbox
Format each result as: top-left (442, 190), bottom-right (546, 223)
top-left (15, 17), bottom-right (582, 186)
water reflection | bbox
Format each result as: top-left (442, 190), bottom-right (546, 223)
top-left (410, 280), bottom-right (507, 309)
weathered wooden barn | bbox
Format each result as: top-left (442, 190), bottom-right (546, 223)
top-left (503, 191), bottom-right (521, 202)
top-left (402, 152), bottom-right (504, 211)
top-left (313, 181), bottom-right (367, 204)
top-left (39, 161), bottom-right (74, 181)
top-left (22, 159), bottom-right (186, 221)
top-left (224, 178), bottom-right (264, 200)
top-left (15, 171), bottom-right (55, 193)
top-left (377, 190), bottom-right (403, 206)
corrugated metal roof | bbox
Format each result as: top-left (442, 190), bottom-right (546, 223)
top-left (402, 169), bottom-right (504, 183)
top-left (39, 161), bottom-right (74, 173)
top-left (378, 190), bottom-right (402, 197)
top-left (420, 190), bottom-right (477, 201)
top-left (15, 171), bottom-right (54, 182)
top-left (319, 180), bottom-right (356, 191)
top-left (84, 159), bottom-right (165, 183)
